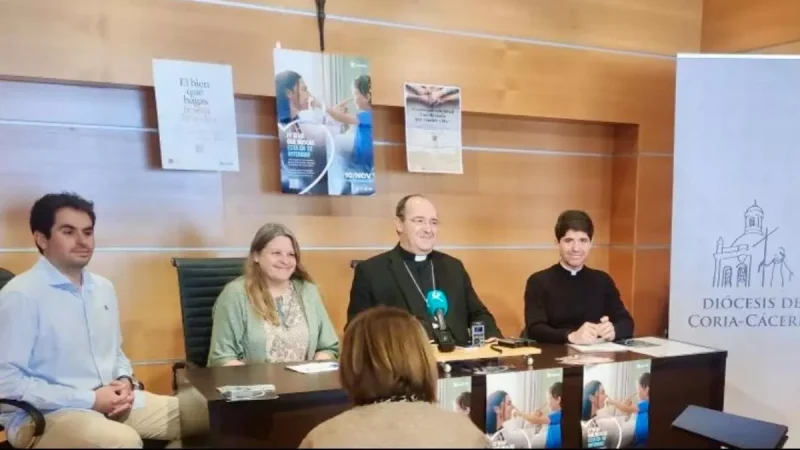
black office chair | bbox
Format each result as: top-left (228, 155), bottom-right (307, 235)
top-left (0, 268), bottom-right (14, 291)
top-left (0, 269), bottom-right (47, 449)
top-left (170, 257), bottom-right (245, 390)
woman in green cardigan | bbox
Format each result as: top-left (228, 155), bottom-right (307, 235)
top-left (207, 223), bottom-right (340, 366)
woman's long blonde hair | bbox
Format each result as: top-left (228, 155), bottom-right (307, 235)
top-left (244, 223), bottom-right (312, 325)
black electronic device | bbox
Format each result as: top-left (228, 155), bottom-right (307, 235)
top-left (436, 331), bottom-right (456, 352)
top-left (495, 337), bottom-right (535, 348)
top-left (672, 405), bottom-right (788, 449)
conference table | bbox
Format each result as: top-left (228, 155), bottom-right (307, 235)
top-left (178, 337), bottom-right (726, 448)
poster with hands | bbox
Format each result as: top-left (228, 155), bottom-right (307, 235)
top-left (404, 82), bottom-right (463, 174)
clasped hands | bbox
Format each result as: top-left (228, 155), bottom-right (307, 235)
top-left (568, 316), bottom-right (615, 345)
top-left (92, 378), bottom-right (135, 419)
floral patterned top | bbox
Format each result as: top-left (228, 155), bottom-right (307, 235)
top-left (263, 283), bottom-right (310, 362)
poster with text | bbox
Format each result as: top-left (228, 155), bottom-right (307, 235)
top-left (404, 83), bottom-right (463, 174)
top-left (273, 48), bottom-right (374, 195)
top-left (152, 59), bottom-right (239, 171)
top-left (581, 360), bottom-right (651, 448)
top-left (670, 55), bottom-right (800, 447)
top-left (437, 376), bottom-right (473, 417)
top-left (485, 368), bottom-right (563, 448)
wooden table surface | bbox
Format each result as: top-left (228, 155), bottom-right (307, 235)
top-left (181, 339), bottom-right (727, 448)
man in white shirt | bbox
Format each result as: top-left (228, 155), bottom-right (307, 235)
top-left (0, 192), bottom-right (181, 448)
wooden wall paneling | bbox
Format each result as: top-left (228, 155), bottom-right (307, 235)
top-left (0, 80), bottom-right (618, 250)
top-left (241, 0), bottom-right (703, 55)
top-left (0, 253), bottom-right (38, 279)
top-left (459, 113), bottom-right (616, 154)
top-left (0, 131), bottom-right (617, 248)
top-left (610, 155), bottom-right (638, 246)
top-left (749, 41), bottom-right (800, 55)
top-left (0, 80), bottom-right (616, 154)
top-left (702, 0), bottom-right (800, 53)
top-left (223, 140), bottom-right (614, 247)
top-left (634, 156), bottom-right (674, 246)
top-left (608, 122), bottom-right (638, 331)
top-left (631, 249), bottom-right (671, 337)
top-left (0, 80), bottom-right (154, 128)
top-left (628, 153), bottom-right (673, 337)
top-left (0, 0), bottom-right (677, 152)
top-left (132, 363), bottom-right (177, 396)
top-left (608, 248), bottom-right (635, 315)
top-left (0, 124), bottom-right (226, 249)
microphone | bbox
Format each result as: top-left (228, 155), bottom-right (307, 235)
top-left (426, 290), bottom-right (455, 352)
top-left (425, 290), bottom-right (448, 329)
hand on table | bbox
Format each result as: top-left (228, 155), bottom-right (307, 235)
top-left (597, 316), bottom-right (616, 342)
top-left (568, 322), bottom-right (598, 345)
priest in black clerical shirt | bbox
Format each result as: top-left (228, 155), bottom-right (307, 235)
top-left (524, 210), bottom-right (634, 344)
top-left (347, 194), bottom-right (503, 345)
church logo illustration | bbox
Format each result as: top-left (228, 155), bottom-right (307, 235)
top-left (713, 201), bottom-right (794, 288)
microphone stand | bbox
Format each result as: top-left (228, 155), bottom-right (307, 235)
top-left (434, 310), bottom-right (456, 352)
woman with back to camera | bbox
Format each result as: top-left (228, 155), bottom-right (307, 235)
top-left (299, 306), bottom-right (488, 448)
top-left (207, 223), bottom-right (339, 366)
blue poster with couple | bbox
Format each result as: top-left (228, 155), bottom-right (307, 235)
top-left (273, 48), bottom-right (375, 196)
top-left (581, 360), bottom-right (651, 449)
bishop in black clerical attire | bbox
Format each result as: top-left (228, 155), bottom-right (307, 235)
top-left (347, 194), bottom-right (502, 345)
top-left (524, 210), bottom-right (634, 344)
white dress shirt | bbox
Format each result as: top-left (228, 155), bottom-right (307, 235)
top-left (0, 257), bottom-right (136, 441)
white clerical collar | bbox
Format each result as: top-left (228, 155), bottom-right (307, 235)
top-left (414, 254), bottom-right (427, 262)
top-left (560, 261), bottom-right (583, 276)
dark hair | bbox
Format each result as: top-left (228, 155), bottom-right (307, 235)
top-left (395, 194), bottom-right (426, 220)
top-left (486, 390), bottom-right (509, 433)
top-left (339, 306), bottom-right (437, 406)
top-left (29, 193), bottom-right (96, 254)
top-left (555, 210), bottom-right (594, 241)
top-left (549, 381), bottom-right (563, 399)
top-left (456, 391), bottom-right (471, 410)
top-left (582, 380), bottom-right (602, 421)
top-left (354, 75), bottom-right (372, 106)
top-left (275, 70), bottom-right (302, 124)
top-left (639, 372), bottom-right (650, 389)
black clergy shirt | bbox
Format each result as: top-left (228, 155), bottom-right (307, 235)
top-left (347, 244), bottom-right (502, 345)
top-left (397, 246), bottom-right (435, 296)
top-left (523, 263), bottom-right (634, 344)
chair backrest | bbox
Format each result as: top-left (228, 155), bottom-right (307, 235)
top-left (0, 268), bottom-right (15, 291)
top-left (172, 257), bottom-right (245, 368)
